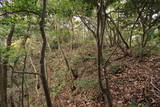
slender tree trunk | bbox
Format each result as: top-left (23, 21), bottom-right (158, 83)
top-left (0, 24), bottom-right (15, 107)
top-left (70, 18), bottom-right (75, 50)
top-left (58, 39), bottom-right (78, 80)
top-left (96, 1), bottom-right (113, 107)
top-left (0, 60), bottom-right (6, 107)
top-left (21, 53), bottom-right (27, 107)
top-left (106, 15), bottom-right (129, 50)
top-left (39, 0), bottom-right (52, 106)
top-left (79, 0), bottom-right (113, 106)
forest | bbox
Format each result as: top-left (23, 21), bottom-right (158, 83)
top-left (0, 0), bottom-right (160, 107)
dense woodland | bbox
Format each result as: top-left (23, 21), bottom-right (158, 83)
top-left (0, 0), bottom-right (160, 107)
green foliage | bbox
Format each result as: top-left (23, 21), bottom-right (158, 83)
top-left (0, 24), bottom-right (26, 62)
top-left (75, 77), bottom-right (98, 90)
top-left (72, 0), bottom-right (97, 15)
top-left (56, 29), bottom-right (71, 42)
top-left (51, 69), bottom-right (67, 99)
top-left (51, 82), bottom-right (65, 99)
top-left (71, 47), bottom-right (95, 66)
top-left (51, 0), bottom-right (94, 18)
top-left (84, 68), bottom-right (93, 75)
top-left (71, 55), bottom-right (83, 65)
top-left (150, 46), bottom-right (160, 56)
top-left (47, 28), bottom-right (71, 49)
top-left (108, 0), bottom-right (125, 9)
top-left (13, 0), bottom-right (38, 9)
top-left (70, 47), bottom-right (96, 73)
top-left (132, 46), bottom-right (146, 57)
top-left (130, 25), bottom-right (160, 57)
top-left (13, 24), bottom-right (28, 39)
top-left (108, 62), bottom-right (126, 74)
top-left (0, 0), bottom-right (159, 106)
top-left (0, 0), bottom-right (40, 18)
top-left (82, 54), bottom-right (95, 62)
top-left (75, 76), bottom-right (102, 100)
top-left (0, 43), bottom-right (5, 55)
top-left (122, 99), bottom-right (148, 107)
top-left (146, 25), bottom-right (160, 41)
top-left (132, 42), bottom-right (160, 57)
top-left (124, 0), bottom-right (160, 11)
top-left (8, 46), bottom-right (25, 62)
top-left (0, 25), bottom-right (11, 39)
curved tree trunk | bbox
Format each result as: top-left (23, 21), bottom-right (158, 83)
top-left (106, 15), bottom-right (129, 50)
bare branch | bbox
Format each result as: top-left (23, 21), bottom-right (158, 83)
top-left (0, 10), bottom-right (40, 16)
top-left (9, 65), bottom-right (41, 76)
top-left (79, 16), bottom-right (97, 38)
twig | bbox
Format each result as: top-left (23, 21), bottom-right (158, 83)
top-left (151, 89), bottom-right (160, 98)
top-left (9, 65), bottom-right (41, 76)
top-left (103, 46), bottom-right (118, 69)
top-left (79, 16), bottom-right (96, 38)
top-left (29, 57), bottom-right (38, 73)
top-left (12, 71), bottom-right (41, 76)
top-left (0, 10), bottom-right (40, 16)
top-left (150, 77), bottom-right (160, 93)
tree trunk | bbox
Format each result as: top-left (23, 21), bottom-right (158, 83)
top-left (107, 15), bottom-right (129, 50)
top-left (58, 39), bottom-right (78, 80)
top-left (0, 24), bottom-right (15, 107)
top-left (39, 0), bottom-right (52, 106)
top-left (79, 0), bottom-right (113, 106)
top-left (96, 1), bottom-right (113, 107)
top-left (0, 62), bottom-right (7, 107)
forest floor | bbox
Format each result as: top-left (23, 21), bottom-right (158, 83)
top-left (9, 40), bottom-right (160, 107)
top-left (54, 47), bottom-right (160, 107)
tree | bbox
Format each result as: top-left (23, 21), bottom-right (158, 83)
top-left (39, 0), bottom-right (52, 106)
top-left (0, 24), bottom-right (15, 107)
top-left (96, 1), bottom-right (113, 107)
top-left (69, 0), bottom-right (114, 106)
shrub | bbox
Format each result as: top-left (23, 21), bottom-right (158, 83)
top-left (122, 100), bottom-right (148, 107)
top-left (75, 77), bottom-right (101, 100)
top-left (75, 77), bottom-right (98, 90)
top-left (108, 62), bottom-right (126, 74)
top-left (51, 69), bottom-right (67, 99)
top-left (71, 48), bottom-right (96, 65)
top-left (85, 68), bottom-right (93, 75)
